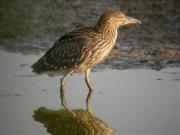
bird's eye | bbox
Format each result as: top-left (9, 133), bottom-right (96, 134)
top-left (119, 20), bottom-right (125, 25)
top-left (120, 14), bottom-right (126, 19)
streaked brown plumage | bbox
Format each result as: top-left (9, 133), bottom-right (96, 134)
top-left (32, 10), bottom-right (141, 112)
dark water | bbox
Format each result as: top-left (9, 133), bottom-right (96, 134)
top-left (0, 50), bottom-right (180, 135)
top-left (0, 0), bottom-right (180, 72)
top-left (1, 1), bottom-right (180, 72)
top-left (0, 0), bottom-right (179, 46)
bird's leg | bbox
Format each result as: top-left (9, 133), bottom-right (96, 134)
top-left (60, 71), bottom-right (73, 112)
top-left (84, 68), bottom-right (93, 113)
top-left (60, 76), bottom-right (69, 111)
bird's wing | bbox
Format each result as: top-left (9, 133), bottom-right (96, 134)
top-left (32, 30), bottom-right (88, 73)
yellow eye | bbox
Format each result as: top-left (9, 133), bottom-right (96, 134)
top-left (119, 14), bottom-right (126, 19)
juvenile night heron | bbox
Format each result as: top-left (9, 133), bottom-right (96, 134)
top-left (32, 10), bottom-right (141, 112)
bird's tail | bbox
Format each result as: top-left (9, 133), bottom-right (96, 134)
top-left (31, 60), bottom-right (41, 74)
top-left (31, 57), bottom-right (47, 74)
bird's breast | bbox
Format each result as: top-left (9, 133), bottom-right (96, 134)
top-left (79, 30), bottom-right (117, 70)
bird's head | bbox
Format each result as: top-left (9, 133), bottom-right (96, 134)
top-left (96, 10), bottom-right (141, 31)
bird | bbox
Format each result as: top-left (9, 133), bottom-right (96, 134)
top-left (32, 10), bottom-right (141, 112)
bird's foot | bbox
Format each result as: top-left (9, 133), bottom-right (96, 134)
top-left (86, 106), bottom-right (93, 114)
top-left (61, 100), bottom-right (76, 116)
top-left (64, 108), bottom-right (76, 117)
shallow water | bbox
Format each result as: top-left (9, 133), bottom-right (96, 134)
top-left (0, 50), bottom-right (180, 135)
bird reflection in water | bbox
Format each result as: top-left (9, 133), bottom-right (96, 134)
top-left (33, 91), bottom-right (114, 135)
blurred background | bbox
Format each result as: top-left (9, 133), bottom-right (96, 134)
top-left (0, 0), bottom-right (179, 48)
top-left (0, 0), bottom-right (180, 69)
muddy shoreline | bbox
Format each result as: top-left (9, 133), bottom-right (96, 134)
top-left (0, 43), bottom-right (179, 71)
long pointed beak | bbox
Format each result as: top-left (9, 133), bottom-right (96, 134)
top-left (125, 16), bottom-right (142, 24)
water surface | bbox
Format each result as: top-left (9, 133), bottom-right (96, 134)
top-left (0, 50), bottom-right (179, 135)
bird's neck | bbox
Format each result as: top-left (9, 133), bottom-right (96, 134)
top-left (94, 21), bottom-right (118, 43)
top-left (94, 22), bottom-right (118, 45)
top-left (95, 21), bottom-right (118, 33)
